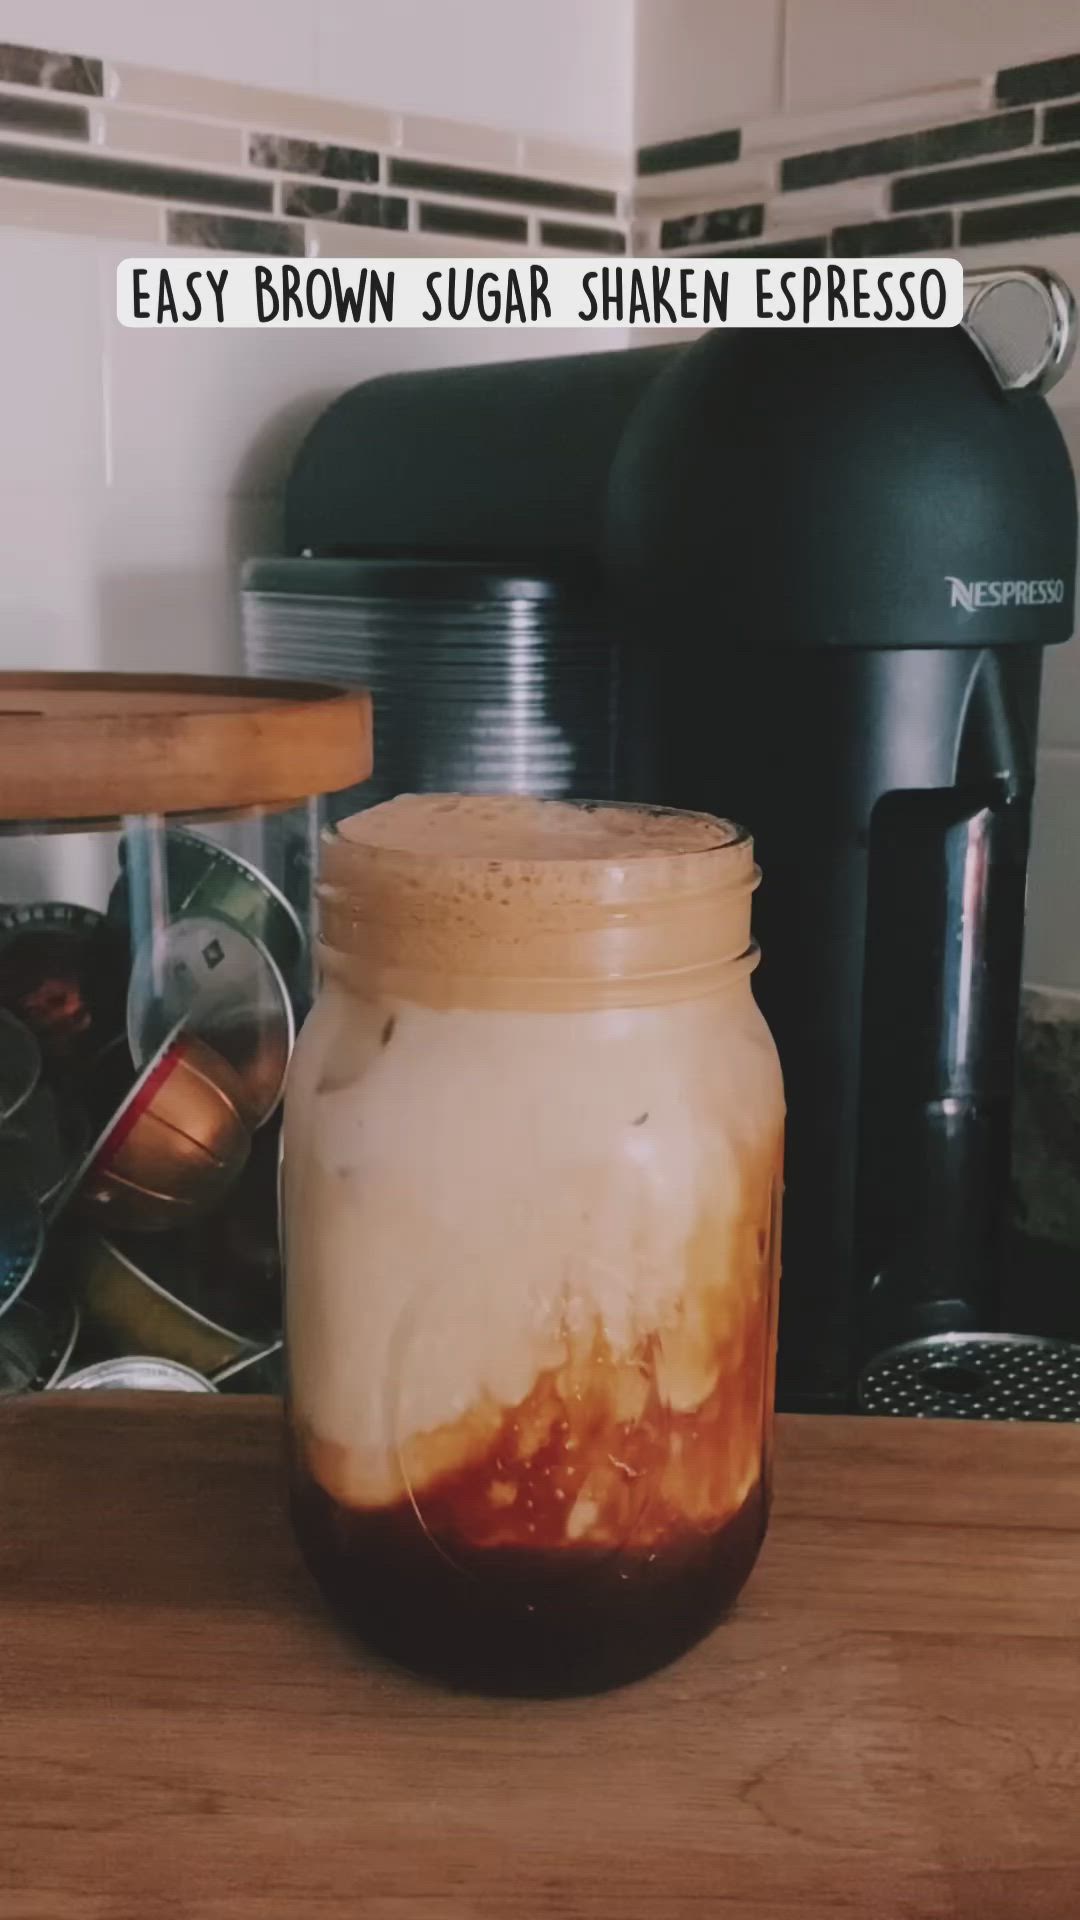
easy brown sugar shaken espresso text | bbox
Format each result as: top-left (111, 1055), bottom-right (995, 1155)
top-left (283, 795), bottom-right (784, 1693)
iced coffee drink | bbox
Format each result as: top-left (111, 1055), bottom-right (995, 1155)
top-left (284, 795), bottom-right (783, 1693)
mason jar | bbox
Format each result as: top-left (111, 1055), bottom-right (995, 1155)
top-left (284, 794), bottom-right (784, 1694)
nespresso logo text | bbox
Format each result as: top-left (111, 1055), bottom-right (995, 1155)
top-left (946, 575), bottom-right (1065, 611)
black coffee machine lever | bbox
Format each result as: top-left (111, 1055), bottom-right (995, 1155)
top-left (285, 266), bottom-right (1079, 1414)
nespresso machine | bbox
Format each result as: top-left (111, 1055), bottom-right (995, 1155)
top-left (282, 268), bottom-right (1078, 1414)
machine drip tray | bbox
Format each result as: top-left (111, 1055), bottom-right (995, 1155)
top-left (858, 1331), bottom-right (1080, 1420)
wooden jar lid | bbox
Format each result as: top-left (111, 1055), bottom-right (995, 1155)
top-left (0, 673), bottom-right (373, 823)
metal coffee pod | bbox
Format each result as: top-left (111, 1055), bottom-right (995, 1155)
top-left (0, 1286), bottom-right (79, 1395)
top-left (75, 1024), bottom-right (251, 1233)
top-left (74, 1221), bottom-right (271, 1376)
top-left (0, 1009), bottom-right (40, 1125)
top-left (112, 826), bottom-right (305, 979)
top-left (0, 1148), bottom-right (45, 1320)
top-left (1, 1081), bottom-right (88, 1213)
top-left (212, 1338), bottom-right (284, 1394)
top-left (54, 1356), bottom-right (216, 1393)
top-left (186, 1118), bottom-right (282, 1330)
top-left (127, 915), bottom-right (294, 1129)
top-left (0, 903), bottom-right (127, 1080)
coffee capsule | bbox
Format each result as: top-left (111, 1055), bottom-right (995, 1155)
top-left (112, 826), bottom-right (305, 979)
top-left (75, 1024), bottom-right (251, 1233)
top-left (54, 1356), bottom-right (216, 1392)
top-left (0, 1150), bottom-right (45, 1320)
top-left (1, 1081), bottom-right (89, 1212)
top-left (212, 1338), bottom-right (284, 1394)
top-left (0, 1286), bottom-right (79, 1395)
top-left (0, 903), bottom-right (127, 1080)
top-left (0, 1008), bottom-right (40, 1125)
top-left (126, 915), bottom-right (294, 1129)
top-left (74, 1199), bottom-right (277, 1375)
top-left (174, 1119), bottom-right (282, 1334)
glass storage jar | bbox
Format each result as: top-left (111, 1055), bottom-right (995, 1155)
top-left (0, 673), bottom-right (370, 1398)
top-left (284, 793), bottom-right (784, 1694)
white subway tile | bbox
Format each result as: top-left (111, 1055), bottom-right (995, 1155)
top-left (635, 159), bottom-right (776, 206)
top-left (398, 113), bottom-right (518, 170)
top-left (306, 222), bottom-right (526, 258)
top-left (518, 136), bottom-right (628, 191)
top-left (1024, 748), bottom-right (1080, 992)
top-left (108, 65), bottom-right (394, 149)
top-left (95, 106), bottom-right (245, 168)
top-left (784, 0), bottom-right (1080, 111)
top-left (767, 178), bottom-right (889, 227)
top-left (635, 0), bottom-right (783, 146)
top-left (0, 176), bottom-right (160, 243)
top-left (742, 82), bottom-right (991, 154)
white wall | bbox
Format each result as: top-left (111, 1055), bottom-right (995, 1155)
top-left (1, 223), bottom-right (602, 681)
top-left (635, 1), bottom-right (783, 146)
top-left (783, 0), bottom-right (1080, 112)
top-left (315, 1), bottom-right (634, 154)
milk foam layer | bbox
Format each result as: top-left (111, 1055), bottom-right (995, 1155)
top-left (286, 796), bottom-right (783, 1549)
top-left (336, 793), bottom-right (740, 861)
top-left (319, 796), bottom-right (759, 1010)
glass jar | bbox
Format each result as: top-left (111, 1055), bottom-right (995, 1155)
top-left (0, 673), bottom-right (370, 1398)
top-left (284, 794), bottom-right (784, 1694)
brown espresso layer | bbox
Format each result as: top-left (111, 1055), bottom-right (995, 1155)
top-left (290, 1455), bottom-right (768, 1695)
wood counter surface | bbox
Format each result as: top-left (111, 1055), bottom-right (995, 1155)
top-left (2, 1398), bottom-right (1079, 1920)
